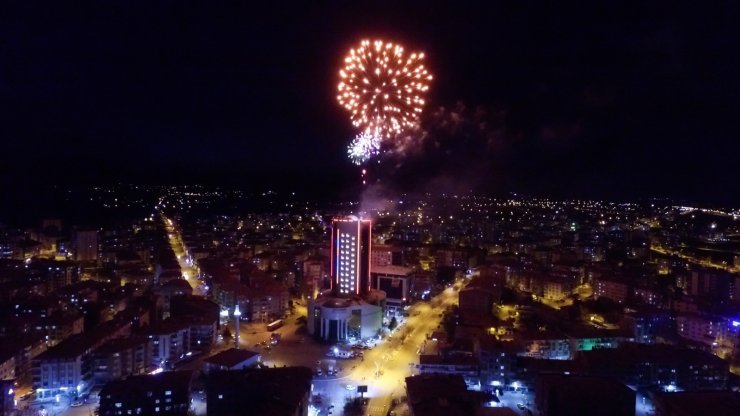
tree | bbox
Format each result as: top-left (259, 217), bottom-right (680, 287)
top-left (388, 316), bottom-right (398, 331)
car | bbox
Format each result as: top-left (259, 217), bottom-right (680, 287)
top-left (71, 401), bottom-right (84, 407)
top-left (517, 403), bottom-right (526, 410)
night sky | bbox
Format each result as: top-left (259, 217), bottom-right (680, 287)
top-left (1, 2), bottom-right (738, 202)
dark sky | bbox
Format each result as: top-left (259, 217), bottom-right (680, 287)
top-left (1, 1), bottom-right (738, 202)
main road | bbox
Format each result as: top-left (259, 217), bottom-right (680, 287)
top-left (236, 282), bottom-right (463, 416)
top-left (161, 214), bottom-right (207, 296)
top-left (362, 283), bottom-right (461, 416)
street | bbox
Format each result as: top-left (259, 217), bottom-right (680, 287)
top-left (162, 214), bottom-right (207, 296)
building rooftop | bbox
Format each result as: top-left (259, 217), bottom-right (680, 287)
top-left (37, 320), bottom-right (129, 360)
top-left (518, 330), bottom-right (568, 341)
top-left (142, 318), bottom-right (191, 335)
top-left (95, 337), bottom-right (149, 356)
top-left (203, 348), bottom-right (259, 368)
top-left (371, 265), bottom-right (413, 276)
top-left (564, 326), bottom-right (633, 339)
top-left (577, 342), bottom-right (728, 371)
top-left (420, 354), bottom-right (479, 366)
top-left (100, 370), bottom-right (193, 398)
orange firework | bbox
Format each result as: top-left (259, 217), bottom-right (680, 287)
top-left (337, 39), bottom-right (432, 140)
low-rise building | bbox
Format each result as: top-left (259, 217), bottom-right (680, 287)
top-left (371, 265), bottom-right (413, 312)
top-left (93, 337), bottom-right (151, 385)
top-left (188, 317), bottom-right (217, 351)
top-left (307, 292), bottom-right (384, 341)
top-left (143, 319), bottom-right (191, 369)
top-left (576, 342), bottom-right (729, 390)
top-left (621, 311), bottom-right (674, 344)
top-left (33, 320), bottom-right (131, 401)
top-left (565, 327), bottom-right (633, 352)
top-left (475, 336), bottom-right (520, 386)
top-left (594, 278), bottom-right (629, 303)
top-left (416, 354), bottom-right (480, 378)
top-left (518, 331), bottom-right (571, 360)
top-left (543, 278), bottom-right (567, 302)
top-left (203, 348), bottom-right (260, 374)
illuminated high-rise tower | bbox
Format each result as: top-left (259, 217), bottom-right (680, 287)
top-left (308, 216), bottom-right (383, 341)
top-left (331, 217), bottom-right (371, 297)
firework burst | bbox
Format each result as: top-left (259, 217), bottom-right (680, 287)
top-left (347, 132), bottom-right (381, 165)
top-left (337, 39), bottom-right (432, 141)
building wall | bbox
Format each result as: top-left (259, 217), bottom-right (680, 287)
top-left (0, 380), bottom-right (14, 416)
top-left (459, 288), bottom-right (493, 316)
top-left (331, 219), bottom-right (371, 297)
top-left (34, 356), bottom-right (88, 401)
top-left (595, 279), bottom-right (629, 303)
top-left (521, 338), bottom-right (571, 360)
top-left (308, 301), bottom-right (383, 341)
top-left (375, 275), bottom-right (408, 305)
top-left (75, 230), bottom-right (98, 262)
top-left (190, 322), bottom-right (217, 351)
top-left (149, 328), bottom-right (190, 368)
top-left (94, 343), bottom-right (151, 385)
top-left (203, 355), bottom-right (260, 374)
top-left (543, 281), bottom-right (566, 301)
top-left (99, 380), bottom-right (191, 416)
top-left (0, 356), bottom-right (15, 381)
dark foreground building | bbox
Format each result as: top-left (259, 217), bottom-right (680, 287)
top-left (534, 374), bottom-right (635, 416)
top-left (98, 370), bottom-right (193, 416)
top-left (405, 373), bottom-right (491, 416)
top-left (652, 390), bottom-right (740, 416)
top-left (206, 366), bottom-right (312, 416)
top-left (0, 380), bottom-right (14, 416)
